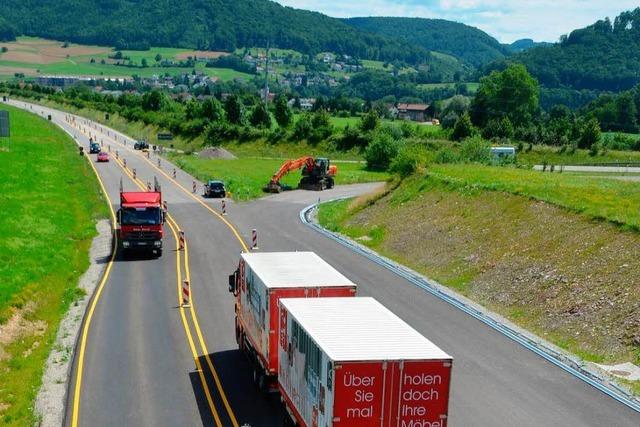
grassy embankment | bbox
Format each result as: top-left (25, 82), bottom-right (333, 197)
top-left (319, 164), bottom-right (640, 394)
top-left (0, 105), bottom-right (108, 425)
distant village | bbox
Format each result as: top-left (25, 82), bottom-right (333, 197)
top-left (33, 50), bottom-right (436, 123)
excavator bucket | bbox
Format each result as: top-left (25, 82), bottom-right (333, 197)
top-left (263, 181), bottom-right (282, 193)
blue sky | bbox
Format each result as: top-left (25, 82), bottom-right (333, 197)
top-left (275, 1), bottom-right (639, 43)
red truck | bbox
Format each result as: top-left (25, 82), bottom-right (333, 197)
top-left (228, 252), bottom-right (357, 390)
top-left (116, 179), bottom-right (165, 256)
top-left (278, 297), bottom-right (453, 427)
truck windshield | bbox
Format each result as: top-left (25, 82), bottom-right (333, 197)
top-left (121, 207), bottom-right (162, 225)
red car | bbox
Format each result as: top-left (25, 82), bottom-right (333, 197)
top-left (97, 151), bottom-right (109, 162)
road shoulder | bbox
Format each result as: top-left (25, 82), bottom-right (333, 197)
top-left (34, 219), bottom-right (112, 427)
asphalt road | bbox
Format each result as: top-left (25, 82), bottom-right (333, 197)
top-left (9, 100), bottom-right (640, 426)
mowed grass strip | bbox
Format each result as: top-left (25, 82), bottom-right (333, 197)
top-left (428, 164), bottom-right (640, 230)
top-left (0, 105), bottom-right (108, 425)
top-left (168, 155), bottom-right (389, 201)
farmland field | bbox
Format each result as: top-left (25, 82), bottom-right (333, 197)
top-left (0, 37), bottom-right (249, 80)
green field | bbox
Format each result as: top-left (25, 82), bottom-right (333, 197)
top-left (167, 154), bottom-right (388, 201)
top-left (518, 144), bottom-right (640, 166)
top-left (428, 164), bottom-right (640, 230)
top-left (418, 82), bottom-right (479, 92)
top-left (0, 105), bottom-right (107, 425)
top-left (0, 37), bottom-right (251, 80)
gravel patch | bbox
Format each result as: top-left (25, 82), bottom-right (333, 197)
top-left (197, 147), bottom-right (237, 159)
top-left (34, 219), bottom-right (113, 427)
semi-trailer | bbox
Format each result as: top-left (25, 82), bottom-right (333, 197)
top-left (278, 297), bottom-right (452, 427)
top-left (229, 252), bottom-right (357, 390)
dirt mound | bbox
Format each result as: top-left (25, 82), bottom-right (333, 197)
top-left (198, 147), bottom-right (237, 159)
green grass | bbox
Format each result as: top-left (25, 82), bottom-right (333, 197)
top-left (0, 105), bottom-right (108, 425)
top-left (0, 58), bottom-right (251, 80)
top-left (0, 38), bottom-right (250, 80)
top-left (167, 155), bottom-right (389, 201)
top-left (417, 82), bottom-right (479, 93)
top-left (518, 145), bottom-right (640, 166)
top-left (221, 140), bottom-right (365, 161)
top-left (428, 164), bottom-right (640, 230)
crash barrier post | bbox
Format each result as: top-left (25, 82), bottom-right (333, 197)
top-left (179, 230), bottom-right (185, 250)
top-left (182, 280), bottom-right (191, 308)
top-left (252, 229), bottom-right (258, 250)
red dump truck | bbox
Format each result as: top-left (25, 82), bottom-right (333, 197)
top-left (278, 297), bottom-right (453, 427)
top-left (228, 252), bottom-right (357, 390)
top-left (116, 179), bottom-right (165, 256)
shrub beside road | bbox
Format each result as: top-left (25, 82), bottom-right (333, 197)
top-left (0, 105), bottom-right (107, 425)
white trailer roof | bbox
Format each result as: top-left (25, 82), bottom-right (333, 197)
top-left (280, 297), bottom-right (451, 361)
top-left (241, 252), bottom-right (356, 289)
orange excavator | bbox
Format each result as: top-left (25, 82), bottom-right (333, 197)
top-left (264, 156), bottom-right (337, 193)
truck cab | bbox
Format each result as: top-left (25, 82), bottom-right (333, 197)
top-left (117, 191), bottom-right (165, 256)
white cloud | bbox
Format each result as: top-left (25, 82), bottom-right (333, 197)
top-left (275, 1), bottom-right (640, 42)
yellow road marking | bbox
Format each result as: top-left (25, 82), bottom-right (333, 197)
top-left (70, 111), bottom-right (243, 425)
top-left (65, 120), bottom-right (118, 427)
top-left (113, 153), bottom-right (229, 426)
top-left (166, 218), bottom-right (224, 427)
top-left (184, 238), bottom-right (240, 427)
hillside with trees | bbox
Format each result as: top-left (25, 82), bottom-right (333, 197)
top-left (0, 0), bottom-right (431, 64)
top-left (344, 17), bottom-right (509, 67)
top-left (491, 8), bottom-right (640, 92)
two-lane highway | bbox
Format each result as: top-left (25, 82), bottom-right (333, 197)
top-left (11, 100), bottom-right (640, 426)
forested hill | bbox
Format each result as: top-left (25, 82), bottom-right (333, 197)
top-left (499, 8), bottom-right (640, 91)
top-left (505, 39), bottom-right (551, 53)
top-left (0, 0), bottom-right (429, 64)
top-left (343, 17), bottom-right (509, 67)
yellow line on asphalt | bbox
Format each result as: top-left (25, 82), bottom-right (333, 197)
top-left (76, 117), bottom-right (249, 253)
top-left (69, 122), bottom-right (118, 427)
top-left (72, 112), bottom-right (242, 425)
top-left (183, 238), bottom-right (241, 427)
top-left (113, 154), bottom-right (229, 426)
top-left (166, 218), bottom-right (224, 427)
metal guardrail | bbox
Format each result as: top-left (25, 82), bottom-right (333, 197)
top-left (300, 201), bottom-right (640, 414)
top-left (572, 162), bottom-right (640, 167)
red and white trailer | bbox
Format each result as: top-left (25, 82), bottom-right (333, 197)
top-left (228, 252), bottom-right (357, 390)
top-left (278, 297), bottom-right (452, 427)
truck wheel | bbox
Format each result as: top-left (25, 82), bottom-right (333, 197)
top-left (257, 372), bottom-right (267, 393)
top-left (156, 249), bottom-right (162, 257)
top-left (327, 177), bottom-right (334, 189)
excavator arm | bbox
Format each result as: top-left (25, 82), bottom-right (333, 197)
top-left (270, 156), bottom-right (315, 184)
